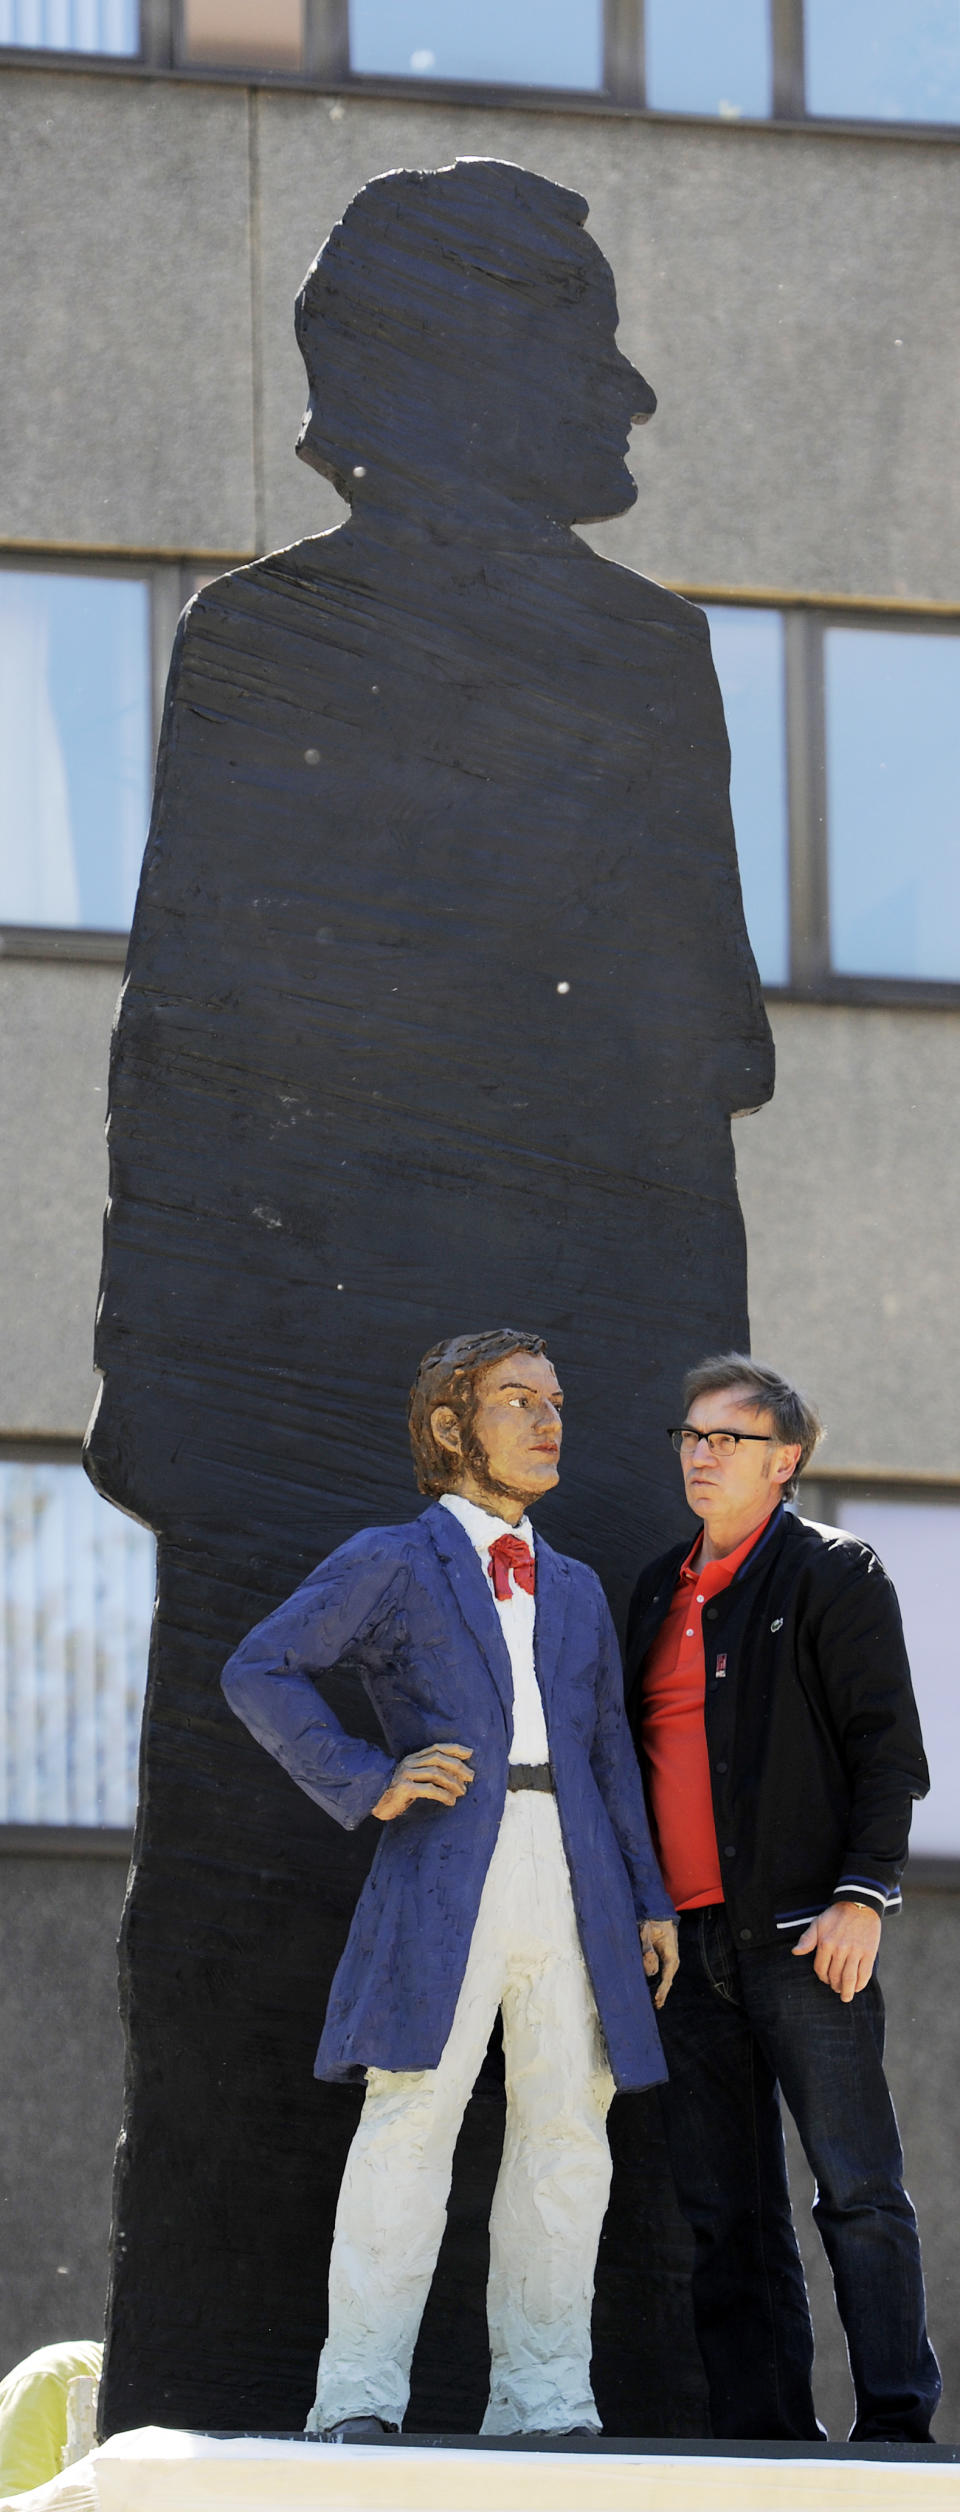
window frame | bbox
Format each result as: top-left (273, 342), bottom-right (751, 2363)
top-left (801, 1468), bottom-right (960, 1518)
top-left (0, 1818), bottom-right (133, 1851)
top-left (0, 0), bottom-right (957, 137)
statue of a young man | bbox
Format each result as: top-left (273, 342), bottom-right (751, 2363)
top-left (222, 1327), bottom-right (677, 2441)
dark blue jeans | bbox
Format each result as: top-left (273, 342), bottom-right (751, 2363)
top-left (657, 1906), bottom-right (940, 2442)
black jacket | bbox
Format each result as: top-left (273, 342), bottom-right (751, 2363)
top-left (625, 1506), bottom-right (930, 1946)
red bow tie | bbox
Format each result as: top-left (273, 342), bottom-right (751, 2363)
top-left (487, 1533), bottom-right (536, 1601)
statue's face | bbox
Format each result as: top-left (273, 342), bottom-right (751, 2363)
top-left (431, 1349), bottom-right (564, 1510)
top-left (297, 216), bottom-right (655, 527)
top-left (469, 1351), bottom-right (564, 1501)
top-left (520, 253), bottom-right (656, 524)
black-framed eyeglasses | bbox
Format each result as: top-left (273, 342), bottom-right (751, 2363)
top-left (667, 1426), bottom-right (776, 1458)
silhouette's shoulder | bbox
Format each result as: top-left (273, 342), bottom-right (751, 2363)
top-left (167, 533), bottom-right (360, 698)
top-left (181, 531), bottom-right (352, 625)
top-left (574, 543), bottom-right (709, 639)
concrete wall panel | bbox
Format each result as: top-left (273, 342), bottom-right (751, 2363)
top-left (736, 1003), bottom-right (960, 1481)
top-left (253, 92), bottom-right (959, 602)
top-left (0, 70), bottom-right (256, 555)
top-left (0, 1848), bottom-right (127, 2374)
top-left (0, 961), bottom-right (117, 1436)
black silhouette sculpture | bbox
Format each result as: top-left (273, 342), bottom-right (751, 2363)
top-left (85, 159), bottom-right (773, 2441)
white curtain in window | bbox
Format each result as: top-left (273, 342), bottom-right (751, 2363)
top-left (0, 587), bottom-right (79, 926)
top-left (839, 1496), bottom-right (960, 1859)
top-left (0, 1), bottom-right (137, 50)
top-left (0, 1461), bottom-right (155, 1825)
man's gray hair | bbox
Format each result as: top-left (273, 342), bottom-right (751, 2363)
top-left (682, 1353), bottom-right (823, 1500)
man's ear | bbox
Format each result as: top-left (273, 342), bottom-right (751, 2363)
top-left (430, 1404), bottom-right (462, 1461)
top-left (775, 1444), bottom-right (802, 1487)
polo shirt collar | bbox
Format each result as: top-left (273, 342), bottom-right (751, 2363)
top-left (680, 1500), bottom-right (784, 1594)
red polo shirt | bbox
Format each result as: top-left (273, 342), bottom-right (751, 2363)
top-left (641, 1515), bottom-right (776, 1911)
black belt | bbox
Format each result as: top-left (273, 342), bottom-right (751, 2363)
top-left (506, 1764), bottom-right (554, 1794)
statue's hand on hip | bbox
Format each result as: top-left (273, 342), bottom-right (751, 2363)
top-left (372, 1741), bottom-right (475, 1821)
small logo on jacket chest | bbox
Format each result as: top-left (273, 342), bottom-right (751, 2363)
top-left (770, 1617), bottom-right (784, 1633)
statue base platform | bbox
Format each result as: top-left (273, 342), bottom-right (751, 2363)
top-left (6, 2428), bottom-right (959, 2512)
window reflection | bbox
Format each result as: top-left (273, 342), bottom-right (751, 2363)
top-left (181, 0), bottom-right (303, 70)
top-left (705, 606), bottom-right (789, 987)
top-left (645, 0), bottom-right (770, 118)
top-left (0, 570), bottom-right (150, 931)
top-left (349, 0), bottom-right (602, 90)
top-left (825, 627), bottom-right (960, 982)
top-left (0, 1461), bottom-right (154, 1826)
top-left (0, 0), bottom-right (137, 48)
top-left (806, 0), bottom-right (960, 125)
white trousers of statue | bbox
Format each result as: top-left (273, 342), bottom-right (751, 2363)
top-left (306, 1790), bottom-right (616, 2437)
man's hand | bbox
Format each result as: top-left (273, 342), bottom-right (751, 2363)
top-left (640, 1919), bottom-right (679, 2009)
top-left (793, 1900), bottom-right (882, 2001)
top-left (372, 1741), bottom-right (475, 1822)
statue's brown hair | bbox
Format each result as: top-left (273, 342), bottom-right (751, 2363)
top-left (408, 1327), bottom-right (547, 1498)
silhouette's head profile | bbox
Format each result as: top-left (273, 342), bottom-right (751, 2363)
top-left (295, 158), bottom-right (656, 527)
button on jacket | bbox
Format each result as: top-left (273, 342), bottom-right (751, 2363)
top-left (222, 1501), bottom-right (673, 2089)
top-left (625, 1506), bottom-right (929, 1945)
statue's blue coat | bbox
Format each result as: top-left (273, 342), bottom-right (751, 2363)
top-left (221, 1502), bottom-right (673, 2090)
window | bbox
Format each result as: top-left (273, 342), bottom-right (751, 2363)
top-left (645, 0), bottom-right (770, 120)
top-left (0, 560), bottom-right (213, 952)
top-left (824, 628), bottom-right (960, 984)
top-left (811, 1492), bottom-right (960, 1860)
top-left (644, 0), bottom-right (959, 125)
top-left (181, 0), bottom-right (304, 72)
top-left (0, 1457), bottom-right (154, 1827)
top-left (0, 567), bottom-right (150, 935)
top-left (805, 0), bottom-right (960, 126)
top-left (705, 606), bottom-right (960, 997)
top-left (349, 0), bottom-right (603, 90)
top-left (704, 607), bottom-right (789, 987)
top-left (0, 0), bottom-right (137, 49)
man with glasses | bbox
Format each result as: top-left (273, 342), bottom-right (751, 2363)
top-left (625, 1352), bottom-right (939, 2445)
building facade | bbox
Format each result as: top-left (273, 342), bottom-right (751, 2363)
top-left (1, 0), bottom-right (958, 2441)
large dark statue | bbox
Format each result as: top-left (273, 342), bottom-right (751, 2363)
top-left (85, 158), bottom-right (773, 2441)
